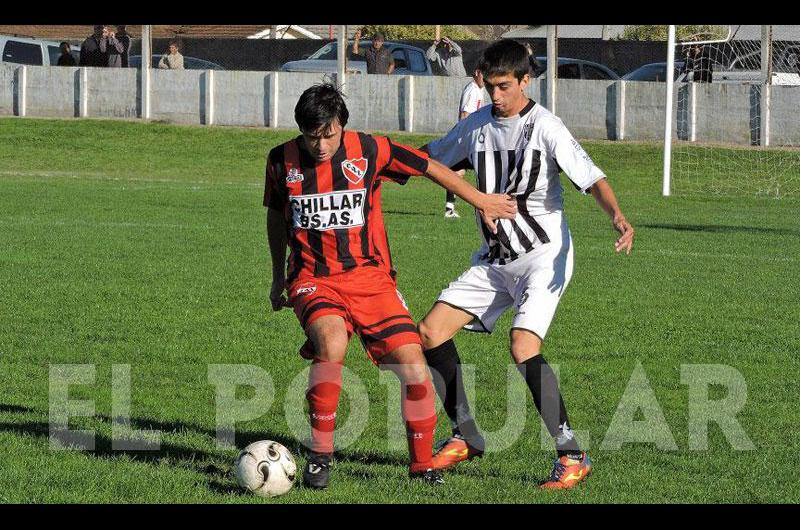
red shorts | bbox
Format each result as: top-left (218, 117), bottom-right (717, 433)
top-left (288, 267), bottom-right (421, 364)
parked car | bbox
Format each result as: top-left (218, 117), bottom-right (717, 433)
top-left (721, 46), bottom-right (800, 85)
top-left (623, 59), bottom-right (800, 85)
top-left (622, 61), bottom-right (687, 82)
top-left (281, 41), bottom-right (432, 76)
top-left (533, 57), bottom-right (620, 80)
top-left (128, 55), bottom-right (225, 70)
top-left (1, 34), bottom-right (80, 66)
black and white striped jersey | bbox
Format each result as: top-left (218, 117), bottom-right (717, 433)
top-left (427, 99), bottom-right (606, 265)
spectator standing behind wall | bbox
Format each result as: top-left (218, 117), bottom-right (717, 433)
top-left (352, 29), bottom-right (395, 74)
top-left (79, 25), bottom-right (109, 67)
top-left (159, 41), bottom-right (184, 70)
top-left (523, 42), bottom-right (545, 77)
top-left (104, 26), bottom-right (125, 68)
top-left (115, 25), bottom-right (131, 67)
top-left (57, 42), bottom-right (77, 66)
top-left (686, 44), bottom-right (713, 83)
top-left (426, 36), bottom-right (466, 77)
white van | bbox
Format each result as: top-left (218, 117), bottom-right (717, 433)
top-left (0, 34), bottom-right (81, 66)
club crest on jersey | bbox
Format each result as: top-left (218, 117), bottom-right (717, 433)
top-left (523, 123), bottom-right (534, 142)
top-left (295, 283), bottom-right (317, 296)
top-left (342, 158), bottom-right (368, 184)
top-left (286, 168), bottom-right (304, 183)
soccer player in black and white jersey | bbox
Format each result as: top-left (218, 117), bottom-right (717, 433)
top-left (420, 40), bottom-right (635, 489)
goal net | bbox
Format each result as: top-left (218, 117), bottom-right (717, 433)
top-left (670, 25), bottom-right (800, 198)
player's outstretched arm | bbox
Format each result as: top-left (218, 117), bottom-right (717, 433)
top-left (266, 208), bottom-right (290, 310)
top-left (424, 158), bottom-right (517, 233)
top-left (589, 178), bottom-right (634, 255)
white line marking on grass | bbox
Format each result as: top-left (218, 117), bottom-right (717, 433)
top-left (0, 217), bottom-right (213, 230)
top-left (0, 170), bottom-right (261, 188)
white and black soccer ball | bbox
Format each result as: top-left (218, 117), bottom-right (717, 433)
top-left (235, 440), bottom-right (297, 498)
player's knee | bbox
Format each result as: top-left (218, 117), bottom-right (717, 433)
top-left (510, 329), bottom-right (542, 363)
top-left (397, 363), bottom-right (430, 385)
top-left (384, 346), bottom-right (429, 384)
top-left (417, 319), bottom-right (445, 350)
top-left (313, 334), bottom-right (348, 362)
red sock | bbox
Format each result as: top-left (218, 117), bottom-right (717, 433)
top-left (402, 379), bottom-right (437, 473)
top-left (306, 359), bottom-right (343, 454)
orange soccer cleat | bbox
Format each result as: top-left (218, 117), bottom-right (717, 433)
top-left (430, 436), bottom-right (484, 470)
top-left (539, 452), bottom-right (592, 490)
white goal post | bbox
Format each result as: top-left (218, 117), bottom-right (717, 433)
top-left (660, 25), bottom-right (795, 198)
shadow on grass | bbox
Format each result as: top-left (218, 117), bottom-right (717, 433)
top-left (0, 404), bottom-right (37, 414)
top-left (641, 223), bottom-right (800, 237)
top-left (0, 403), bottom-right (407, 497)
top-left (384, 209), bottom-right (439, 217)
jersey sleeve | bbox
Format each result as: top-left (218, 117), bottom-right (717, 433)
top-left (263, 151), bottom-right (287, 210)
top-left (425, 117), bottom-right (472, 170)
top-left (546, 118), bottom-right (606, 194)
top-left (460, 87), bottom-right (480, 115)
top-left (377, 137), bottom-right (430, 185)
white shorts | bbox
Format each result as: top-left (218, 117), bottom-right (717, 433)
top-left (437, 211), bottom-right (574, 340)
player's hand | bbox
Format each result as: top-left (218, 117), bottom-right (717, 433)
top-left (269, 280), bottom-right (289, 311)
top-left (478, 194), bottom-right (517, 234)
top-left (612, 214), bottom-right (634, 255)
top-left (480, 193), bottom-right (517, 219)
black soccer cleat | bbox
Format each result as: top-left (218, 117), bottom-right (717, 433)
top-left (409, 467), bottom-right (445, 485)
top-left (303, 451), bottom-right (332, 489)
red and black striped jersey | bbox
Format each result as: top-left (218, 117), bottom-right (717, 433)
top-left (264, 130), bottom-right (430, 282)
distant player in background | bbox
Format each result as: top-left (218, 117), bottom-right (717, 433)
top-left (445, 67), bottom-right (485, 219)
top-left (419, 40), bottom-right (635, 489)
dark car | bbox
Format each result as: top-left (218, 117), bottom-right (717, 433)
top-left (534, 57), bottom-right (620, 80)
top-left (281, 41), bottom-right (432, 76)
top-left (622, 62), bottom-right (687, 82)
top-left (128, 55), bottom-right (225, 70)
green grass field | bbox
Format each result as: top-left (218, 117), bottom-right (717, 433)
top-left (1, 117), bottom-right (798, 503)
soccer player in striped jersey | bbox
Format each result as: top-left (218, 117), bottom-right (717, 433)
top-left (264, 83), bottom-right (517, 489)
top-left (418, 40), bottom-right (635, 489)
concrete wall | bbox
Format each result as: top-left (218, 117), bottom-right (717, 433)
top-left (4, 64), bottom-right (800, 147)
top-left (694, 83), bottom-right (755, 145)
top-left (150, 69), bottom-right (203, 124)
top-left (26, 66), bottom-right (79, 118)
top-left (347, 74), bottom-right (405, 132)
top-left (213, 70), bottom-right (271, 127)
top-left (557, 78), bottom-right (618, 140)
top-left (0, 64), bottom-right (15, 116)
top-left (770, 85), bottom-right (800, 147)
top-left (87, 67), bottom-right (138, 119)
top-left (624, 81), bottom-right (675, 142)
top-left (413, 76), bottom-right (465, 133)
top-left (276, 71), bottom-right (329, 129)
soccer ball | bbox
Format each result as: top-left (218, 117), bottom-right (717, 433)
top-left (235, 440), bottom-right (297, 498)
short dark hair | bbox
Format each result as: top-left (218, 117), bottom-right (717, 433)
top-left (478, 39), bottom-right (531, 81)
top-left (373, 32), bottom-right (385, 41)
top-left (294, 83), bottom-right (349, 133)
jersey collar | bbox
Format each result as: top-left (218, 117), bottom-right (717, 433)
top-left (492, 98), bottom-right (536, 120)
